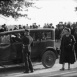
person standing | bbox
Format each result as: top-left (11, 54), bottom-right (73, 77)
top-left (22, 29), bottom-right (34, 73)
top-left (74, 28), bottom-right (77, 59)
top-left (59, 28), bottom-right (76, 70)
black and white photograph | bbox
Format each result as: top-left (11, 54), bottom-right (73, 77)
top-left (0, 0), bottom-right (77, 77)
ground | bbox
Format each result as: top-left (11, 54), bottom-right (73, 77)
top-left (0, 41), bottom-right (77, 77)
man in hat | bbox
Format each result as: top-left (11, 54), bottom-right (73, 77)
top-left (22, 29), bottom-right (34, 73)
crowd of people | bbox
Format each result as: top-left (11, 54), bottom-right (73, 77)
top-left (55, 22), bottom-right (77, 70)
top-left (0, 23), bottom-right (40, 32)
top-left (0, 22), bottom-right (55, 32)
top-left (55, 22), bottom-right (77, 41)
top-left (0, 21), bottom-right (77, 37)
top-left (0, 21), bottom-right (77, 72)
top-left (0, 21), bottom-right (77, 44)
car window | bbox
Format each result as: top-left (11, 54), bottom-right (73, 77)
top-left (45, 31), bottom-right (51, 39)
top-left (40, 31), bottom-right (52, 40)
top-left (41, 32), bottom-right (46, 40)
top-left (30, 32), bottom-right (42, 41)
top-left (30, 32), bottom-right (35, 41)
top-left (0, 35), bottom-right (10, 44)
top-left (30, 31), bottom-right (52, 41)
top-left (11, 33), bottom-right (21, 43)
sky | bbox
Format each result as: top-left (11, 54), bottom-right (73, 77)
top-left (0, 0), bottom-right (77, 27)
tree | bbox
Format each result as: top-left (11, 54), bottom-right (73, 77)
top-left (0, 0), bottom-right (35, 19)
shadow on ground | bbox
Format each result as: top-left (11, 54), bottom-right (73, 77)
top-left (0, 62), bottom-right (45, 74)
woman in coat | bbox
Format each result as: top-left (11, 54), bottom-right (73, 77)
top-left (59, 28), bottom-right (76, 70)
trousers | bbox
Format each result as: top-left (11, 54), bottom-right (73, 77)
top-left (23, 46), bottom-right (33, 72)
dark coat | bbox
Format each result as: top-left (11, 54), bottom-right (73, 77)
top-left (55, 28), bottom-right (62, 40)
top-left (74, 32), bottom-right (77, 59)
top-left (22, 35), bottom-right (33, 72)
top-left (22, 35), bottom-right (33, 53)
top-left (59, 34), bottom-right (76, 64)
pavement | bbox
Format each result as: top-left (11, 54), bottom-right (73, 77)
top-left (0, 59), bottom-right (77, 77)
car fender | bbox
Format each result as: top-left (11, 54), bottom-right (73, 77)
top-left (41, 47), bottom-right (58, 59)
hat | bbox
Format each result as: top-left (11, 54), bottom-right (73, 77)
top-left (64, 28), bottom-right (71, 32)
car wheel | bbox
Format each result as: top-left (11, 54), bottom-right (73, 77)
top-left (42, 50), bottom-right (56, 68)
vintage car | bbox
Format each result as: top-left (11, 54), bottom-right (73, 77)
top-left (0, 28), bottom-right (58, 68)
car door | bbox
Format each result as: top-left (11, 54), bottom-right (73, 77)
top-left (10, 33), bottom-right (23, 63)
top-left (45, 30), bottom-right (55, 47)
top-left (30, 30), bottom-right (41, 58)
top-left (30, 30), bottom-right (46, 59)
top-left (38, 31), bottom-right (46, 54)
top-left (0, 34), bottom-right (11, 62)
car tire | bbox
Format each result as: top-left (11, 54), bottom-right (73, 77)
top-left (42, 50), bottom-right (56, 68)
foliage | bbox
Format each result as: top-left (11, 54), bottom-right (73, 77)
top-left (0, 0), bottom-right (34, 19)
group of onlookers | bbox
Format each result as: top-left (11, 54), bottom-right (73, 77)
top-left (0, 23), bottom-right (41, 32)
top-left (1, 21), bottom-right (77, 71)
top-left (1, 22), bottom-right (77, 42)
top-left (0, 22), bottom-right (55, 32)
top-left (43, 23), bottom-right (54, 28)
top-left (55, 22), bottom-right (77, 70)
top-left (55, 22), bottom-right (77, 41)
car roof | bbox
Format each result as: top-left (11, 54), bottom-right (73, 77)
top-left (0, 29), bottom-right (25, 35)
top-left (28, 28), bottom-right (55, 31)
top-left (0, 28), bottom-right (55, 35)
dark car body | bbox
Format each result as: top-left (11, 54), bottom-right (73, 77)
top-left (0, 28), bottom-right (57, 68)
